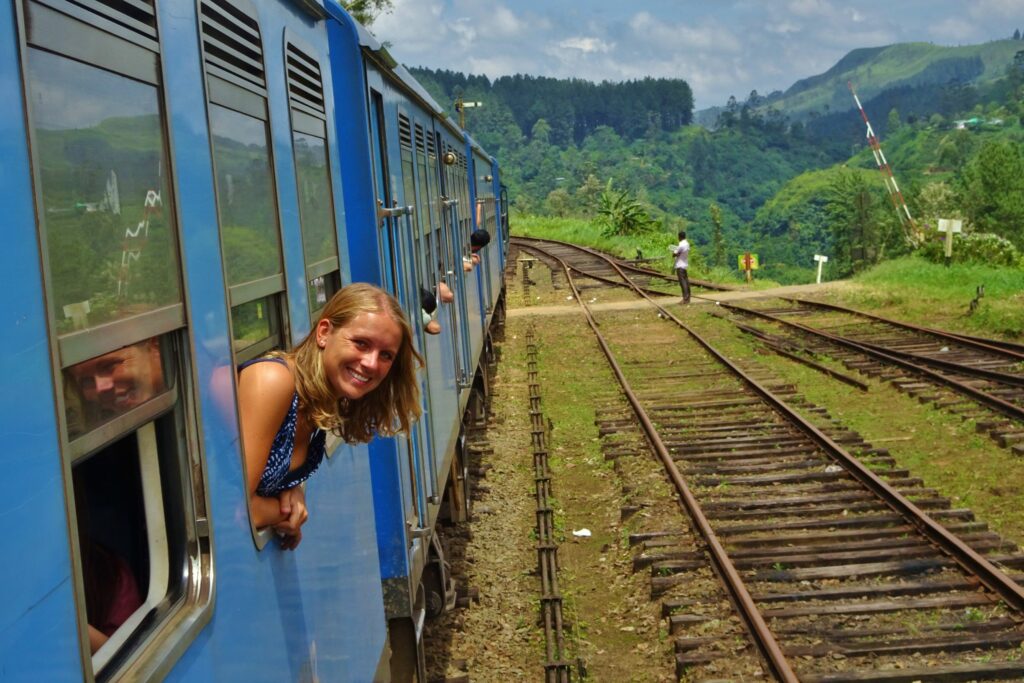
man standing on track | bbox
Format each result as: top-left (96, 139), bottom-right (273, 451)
top-left (672, 230), bottom-right (691, 304)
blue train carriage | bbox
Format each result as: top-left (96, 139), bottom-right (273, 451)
top-left (325, 5), bottom-right (508, 678)
top-left (2, 0), bottom-right (403, 680)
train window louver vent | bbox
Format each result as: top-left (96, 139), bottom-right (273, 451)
top-left (50, 0), bottom-right (158, 42)
top-left (285, 42), bottom-right (325, 118)
top-left (398, 114), bottom-right (412, 150)
top-left (414, 124), bottom-right (426, 154)
top-left (200, 0), bottom-right (266, 94)
top-left (426, 135), bottom-right (436, 157)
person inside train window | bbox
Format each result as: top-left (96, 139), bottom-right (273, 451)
top-left (470, 229), bottom-right (491, 264)
top-left (462, 230), bottom-right (490, 272)
top-left (238, 283), bottom-right (423, 549)
top-left (83, 538), bottom-right (143, 653)
top-left (420, 287), bottom-right (441, 335)
top-left (73, 455), bottom-right (145, 654)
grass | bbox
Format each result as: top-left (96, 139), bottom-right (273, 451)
top-left (816, 255), bottom-right (1024, 340)
top-left (513, 214), bottom-right (755, 286)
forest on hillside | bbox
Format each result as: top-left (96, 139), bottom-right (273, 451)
top-left (410, 39), bottom-right (1024, 282)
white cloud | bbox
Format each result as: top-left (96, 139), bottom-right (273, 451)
top-left (968, 0), bottom-right (1024, 20)
top-left (556, 37), bottom-right (612, 54)
top-left (786, 0), bottom-right (834, 18)
top-left (492, 5), bottom-right (526, 37)
top-left (371, 0), bottom-right (1017, 109)
top-left (929, 17), bottom-right (984, 43)
top-left (766, 21), bottom-right (802, 35)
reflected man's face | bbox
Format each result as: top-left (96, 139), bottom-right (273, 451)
top-left (72, 342), bottom-right (164, 413)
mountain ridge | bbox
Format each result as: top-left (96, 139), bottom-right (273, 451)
top-left (695, 39), bottom-right (1022, 128)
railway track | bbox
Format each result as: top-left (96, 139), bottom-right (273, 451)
top-left (512, 238), bottom-right (1024, 682)
top-left (512, 235), bottom-right (732, 300)
top-left (719, 298), bottom-right (1024, 455)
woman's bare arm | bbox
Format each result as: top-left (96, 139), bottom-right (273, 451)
top-left (237, 361), bottom-right (296, 528)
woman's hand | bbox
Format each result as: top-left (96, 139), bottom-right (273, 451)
top-left (274, 486), bottom-right (308, 550)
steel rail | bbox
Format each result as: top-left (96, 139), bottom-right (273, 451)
top-left (851, 337), bottom-right (1024, 388)
top-left (511, 235), bottom-right (733, 291)
top-left (515, 243), bottom-right (671, 299)
top-left (524, 239), bottom-right (1024, 655)
top-left (538, 249), bottom-right (799, 682)
top-left (601, 283), bottom-right (1024, 616)
top-left (782, 297), bottom-right (1024, 363)
top-left (721, 301), bottom-right (1024, 424)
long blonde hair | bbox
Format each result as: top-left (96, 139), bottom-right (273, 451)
top-left (277, 283), bottom-right (423, 443)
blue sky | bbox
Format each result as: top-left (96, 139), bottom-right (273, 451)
top-left (370, 0), bottom-right (1024, 109)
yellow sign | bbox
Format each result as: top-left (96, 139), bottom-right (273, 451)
top-left (737, 253), bottom-right (759, 270)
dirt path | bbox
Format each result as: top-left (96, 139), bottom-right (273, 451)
top-left (508, 281), bottom-right (853, 318)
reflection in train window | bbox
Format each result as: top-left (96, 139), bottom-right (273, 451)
top-left (208, 104), bottom-right (288, 361)
top-left (230, 295), bottom-right (282, 357)
top-left (210, 106), bottom-right (283, 286)
top-left (26, 48), bottom-right (182, 336)
top-left (63, 337), bottom-right (173, 440)
top-left (293, 131), bottom-right (340, 320)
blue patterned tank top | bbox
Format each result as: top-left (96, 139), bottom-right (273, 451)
top-left (238, 357), bottom-right (326, 496)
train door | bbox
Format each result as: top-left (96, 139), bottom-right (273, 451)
top-left (432, 132), bottom-right (466, 388)
top-left (470, 153), bottom-right (494, 313)
top-left (398, 112), bottom-right (439, 506)
top-left (367, 83), bottom-right (428, 540)
top-left (442, 139), bottom-right (474, 387)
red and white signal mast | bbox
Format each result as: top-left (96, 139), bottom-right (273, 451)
top-left (848, 81), bottom-right (921, 245)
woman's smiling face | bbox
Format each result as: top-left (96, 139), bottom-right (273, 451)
top-left (317, 311), bottom-right (403, 400)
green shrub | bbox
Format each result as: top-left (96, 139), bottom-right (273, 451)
top-left (918, 231), bottom-right (1024, 267)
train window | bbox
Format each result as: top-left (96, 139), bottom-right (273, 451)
top-left (399, 115), bottom-right (428, 296)
top-left (72, 412), bottom-right (193, 674)
top-left (19, 2), bottom-right (212, 678)
top-left (199, 0), bottom-right (287, 364)
top-left (26, 49), bottom-right (182, 340)
top-left (285, 37), bottom-right (340, 322)
top-left (294, 132), bottom-right (340, 319)
top-left (230, 294), bottom-right (282, 357)
top-left (425, 134), bottom-right (448, 282)
top-left (200, 0), bottom-right (295, 548)
top-left (209, 107), bottom-right (282, 283)
top-left (207, 103), bottom-right (287, 362)
top-left (413, 124), bottom-right (437, 291)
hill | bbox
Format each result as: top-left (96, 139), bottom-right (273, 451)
top-left (695, 40), bottom-right (1022, 129)
top-left (407, 37), bottom-right (1024, 285)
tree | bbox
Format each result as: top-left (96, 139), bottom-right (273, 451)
top-left (709, 202), bottom-right (725, 267)
top-left (545, 188), bottom-right (572, 217)
top-left (342, 0), bottom-right (393, 25)
top-left (886, 108), bottom-right (901, 134)
top-left (825, 170), bottom-right (901, 274)
top-left (959, 139), bottom-right (1024, 249)
top-left (574, 174), bottom-right (603, 217)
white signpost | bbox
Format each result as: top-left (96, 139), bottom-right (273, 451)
top-left (937, 218), bottom-right (963, 261)
top-left (813, 254), bottom-right (829, 284)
